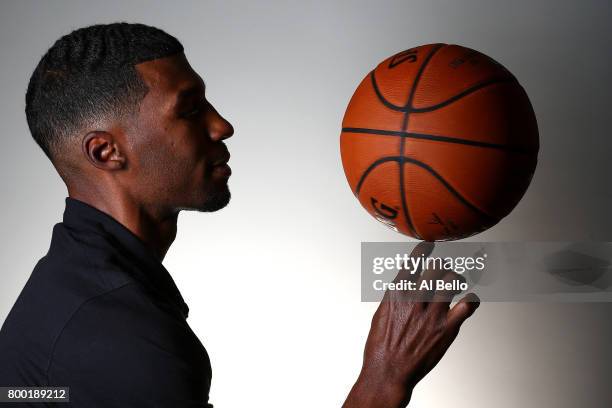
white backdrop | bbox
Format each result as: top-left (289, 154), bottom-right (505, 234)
top-left (1, 1), bottom-right (611, 407)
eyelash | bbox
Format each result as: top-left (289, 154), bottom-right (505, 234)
top-left (183, 97), bottom-right (207, 118)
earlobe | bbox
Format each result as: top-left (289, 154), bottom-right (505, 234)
top-left (82, 131), bottom-right (126, 170)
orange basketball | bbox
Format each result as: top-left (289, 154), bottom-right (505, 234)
top-left (340, 43), bottom-right (539, 241)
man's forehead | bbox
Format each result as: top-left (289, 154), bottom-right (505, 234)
top-left (135, 53), bottom-right (203, 95)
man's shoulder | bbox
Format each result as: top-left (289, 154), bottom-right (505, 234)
top-left (53, 279), bottom-right (182, 344)
top-left (0, 241), bottom-right (141, 386)
top-left (0, 221), bottom-right (202, 390)
top-left (0, 277), bottom-right (138, 386)
top-left (0, 242), bottom-right (138, 344)
top-left (47, 283), bottom-right (211, 389)
top-left (41, 283), bottom-right (212, 407)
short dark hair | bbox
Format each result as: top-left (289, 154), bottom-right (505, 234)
top-left (25, 22), bottom-right (184, 159)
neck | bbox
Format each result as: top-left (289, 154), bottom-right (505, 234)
top-left (67, 188), bottom-right (178, 261)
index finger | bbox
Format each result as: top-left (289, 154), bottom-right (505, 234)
top-left (391, 241), bottom-right (435, 284)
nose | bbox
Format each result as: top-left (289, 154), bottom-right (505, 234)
top-left (207, 104), bottom-right (234, 142)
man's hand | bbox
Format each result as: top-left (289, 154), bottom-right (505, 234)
top-left (343, 242), bottom-right (480, 408)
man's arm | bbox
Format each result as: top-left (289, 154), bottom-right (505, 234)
top-left (344, 242), bottom-right (480, 408)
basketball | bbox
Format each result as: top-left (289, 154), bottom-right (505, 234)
top-left (340, 43), bottom-right (539, 241)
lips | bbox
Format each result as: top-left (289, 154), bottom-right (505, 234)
top-left (209, 147), bottom-right (231, 178)
top-left (212, 163), bottom-right (232, 178)
top-left (211, 150), bottom-right (231, 167)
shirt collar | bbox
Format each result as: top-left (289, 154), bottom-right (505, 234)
top-left (62, 197), bottom-right (189, 319)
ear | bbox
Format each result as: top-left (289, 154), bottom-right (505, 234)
top-left (81, 131), bottom-right (127, 171)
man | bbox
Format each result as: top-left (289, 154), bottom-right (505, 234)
top-left (0, 23), bottom-right (478, 407)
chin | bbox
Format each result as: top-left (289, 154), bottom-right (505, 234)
top-left (196, 187), bottom-right (231, 212)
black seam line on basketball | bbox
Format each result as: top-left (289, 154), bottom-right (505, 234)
top-left (369, 74), bottom-right (516, 114)
top-left (369, 71), bottom-right (405, 112)
top-left (355, 156), bottom-right (496, 221)
top-left (403, 43), bottom-right (446, 114)
top-left (341, 127), bottom-right (535, 154)
top-left (399, 44), bottom-right (445, 239)
top-left (355, 156), bottom-right (400, 195)
top-left (409, 76), bottom-right (517, 113)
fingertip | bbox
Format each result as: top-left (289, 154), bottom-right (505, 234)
top-left (412, 240), bottom-right (435, 258)
top-left (460, 293), bottom-right (481, 316)
top-left (465, 292), bottom-right (481, 309)
top-left (448, 292), bottom-right (481, 328)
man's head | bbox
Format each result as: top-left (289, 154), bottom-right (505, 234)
top-left (26, 23), bottom-right (233, 214)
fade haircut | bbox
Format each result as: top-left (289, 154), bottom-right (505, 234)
top-left (25, 22), bottom-right (184, 160)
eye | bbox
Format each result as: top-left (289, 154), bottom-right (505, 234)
top-left (182, 96), bottom-right (208, 118)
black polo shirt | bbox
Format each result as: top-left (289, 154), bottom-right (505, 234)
top-left (0, 198), bottom-right (213, 407)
